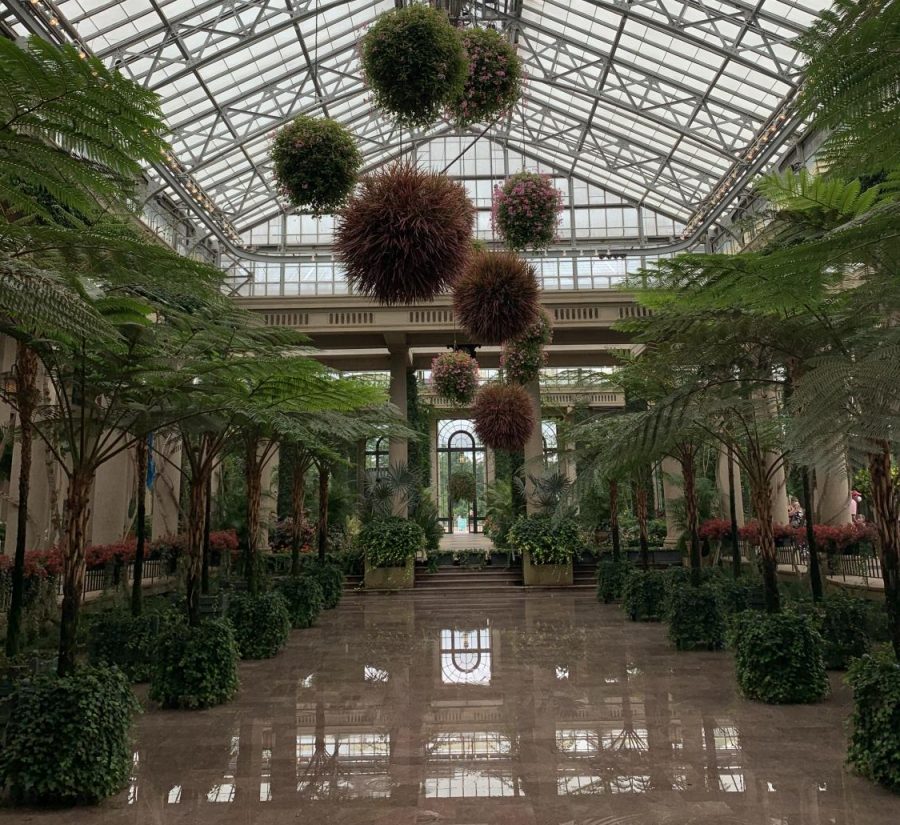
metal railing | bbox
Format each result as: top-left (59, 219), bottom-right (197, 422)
top-left (740, 540), bottom-right (883, 584)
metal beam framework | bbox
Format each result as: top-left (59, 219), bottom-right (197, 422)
top-left (1, 0), bottom-right (828, 258)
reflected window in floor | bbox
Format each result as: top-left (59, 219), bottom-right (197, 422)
top-left (424, 766), bottom-right (519, 798)
top-left (427, 730), bottom-right (513, 760)
top-left (207, 733), bottom-right (240, 803)
top-left (440, 626), bottom-right (492, 685)
top-left (364, 665), bottom-right (390, 682)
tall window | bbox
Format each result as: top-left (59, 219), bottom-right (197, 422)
top-left (542, 420), bottom-right (558, 470)
top-left (437, 419), bottom-right (486, 534)
top-left (365, 436), bottom-right (389, 476)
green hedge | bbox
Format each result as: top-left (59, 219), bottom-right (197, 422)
top-left (360, 517), bottom-right (424, 568)
top-left (508, 514), bottom-right (580, 565)
top-left (150, 618), bottom-right (239, 709)
top-left (276, 575), bottom-right (324, 629)
top-left (227, 591), bottom-right (291, 659)
top-left (667, 583), bottom-right (725, 650)
top-left (0, 666), bottom-right (138, 804)
top-left (818, 594), bottom-right (871, 669)
top-left (87, 608), bottom-right (173, 682)
top-left (717, 577), bottom-right (765, 614)
top-left (846, 650), bottom-right (900, 792)
top-left (730, 611), bottom-right (829, 704)
top-left (596, 559), bottom-right (630, 603)
top-left (304, 561), bottom-right (344, 609)
top-left (622, 569), bottom-right (668, 621)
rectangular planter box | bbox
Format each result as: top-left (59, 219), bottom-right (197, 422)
top-left (522, 551), bottom-right (573, 586)
top-left (364, 556), bottom-right (415, 590)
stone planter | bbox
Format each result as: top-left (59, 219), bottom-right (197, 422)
top-left (364, 556), bottom-right (415, 590)
top-left (522, 551), bottom-right (573, 586)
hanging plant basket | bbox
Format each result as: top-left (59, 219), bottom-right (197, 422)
top-left (493, 171), bottom-right (563, 250)
top-left (453, 250), bottom-right (540, 344)
top-left (432, 350), bottom-right (479, 405)
top-left (270, 115), bottom-right (362, 216)
top-left (361, 4), bottom-right (467, 128)
top-left (449, 470), bottom-right (477, 503)
top-left (472, 383), bottom-right (535, 452)
top-left (502, 310), bottom-right (553, 385)
top-left (447, 28), bottom-right (523, 128)
top-left (335, 162), bottom-right (474, 305)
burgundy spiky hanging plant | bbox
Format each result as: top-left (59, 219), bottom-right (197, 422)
top-left (334, 162), bottom-right (474, 305)
top-left (452, 250), bottom-right (540, 344)
top-left (472, 383), bottom-right (535, 452)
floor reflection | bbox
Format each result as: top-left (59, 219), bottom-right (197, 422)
top-left (18, 591), bottom-right (899, 824)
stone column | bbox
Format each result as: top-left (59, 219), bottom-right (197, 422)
top-left (661, 456), bottom-right (683, 548)
top-left (388, 343), bottom-right (409, 517)
top-left (258, 444), bottom-right (279, 549)
top-left (716, 448), bottom-right (745, 527)
top-left (151, 436), bottom-right (182, 538)
top-left (5, 434), bottom-right (55, 552)
top-left (767, 453), bottom-right (790, 526)
top-left (90, 447), bottom-right (134, 545)
top-left (523, 378), bottom-right (543, 515)
top-left (814, 458), bottom-right (851, 525)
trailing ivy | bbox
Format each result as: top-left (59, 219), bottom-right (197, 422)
top-left (507, 513), bottom-right (580, 565)
top-left (150, 618), bottom-right (240, 709)
top-left (360, 517), bottom-right (424, 568)
top-left (667, 583), bottom-right (725, 650)
top-left (846, 649), bottom-right (900, 792)
top-left (716, 577), bottom-right (765, 614)
top-left (622, 569), bottom-right (668, 621)
top-left (276, 574), bottom-right (325, 628)
top-left (227, 591), bottom-right (291, 659)
top-left (87, 607), bottom-right (174, 682)
top-left (302, 560), bottom-right (344, 609)
top-left (0, 666), bottom-right (139, 804)
top-left (729, 611), bottom-right (829, 704)
top-left (818, 593), bottom-right (872, 669)
top-left (596, 558), bottom-right (630, 603)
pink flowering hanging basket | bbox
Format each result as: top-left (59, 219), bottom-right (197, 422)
top-left (432, 350), bottom-right (479, 406)
top-left (493, 171), bottom-right (563, 251)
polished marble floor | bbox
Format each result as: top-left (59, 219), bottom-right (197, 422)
top-left (4, 590), bottom-right (898, 824)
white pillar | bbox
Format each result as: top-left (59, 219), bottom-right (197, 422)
top-left (151, 437), bottom-right (182, 538)
top-left (815, 458), bottom-right (851, 525)
top-left (5, 434), bottom-right (55, 552)
top-left (716, 448), bottom-right (745, 527)
top-left (259, 444), bottom-right (279, 548)
top-left (90, 447), bottom-right (134, 545)
top-left (523, 378), bottom-right (543, 515)
top-left (661, 456), bottom-right (683, 548)
top-left (767, 453), bottom-right (790, 526)
top-left (388, 345), bottom-right (409, 517)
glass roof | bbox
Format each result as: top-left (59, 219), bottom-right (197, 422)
top-left (4, 0), bottom-right (829, 247)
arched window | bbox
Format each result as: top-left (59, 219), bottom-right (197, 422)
top-left (437, 419), bottom-right (486, 534)
top-left (440, 625), bottom-right (492, 685)
top-left (365, 435), bottom-right (389, 476)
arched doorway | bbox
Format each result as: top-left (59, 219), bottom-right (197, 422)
top-left (437, 419), bottom-right (486, 534)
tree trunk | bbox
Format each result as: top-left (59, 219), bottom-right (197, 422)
top-left (131, 436), bottom-right (148, 617)
top-left (681, 449), bottom-right (701, 586)
top-left (186, 472), bottom-right (208, 627)
top-left (801, 467), bottom-right (823, 602)
top-left (868, 443), bottom-right (900, 660)
top-left (727, 444), bottom-right (741, 579)
top-left (609, 479), bottom-right (621, 562)
top-left (57, 467), bottom-right (93, 676)
top-left (634, 479), bottom-right (650, 570)
top-left (244, 437), bottom-right (262, 596)
top-left (749, 476), bottom-right (780, 614)
top-left (5, 343), bottom-right (38, 657)
top-left (291, 462), bottom-right (307, 576)
top-left (317, 464), bottom-right (330, 564)
top-left (201, 472), bottom-right (211, 595)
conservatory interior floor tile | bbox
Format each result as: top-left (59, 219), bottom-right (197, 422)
top-left (4, 590), bottom-right (898, 825)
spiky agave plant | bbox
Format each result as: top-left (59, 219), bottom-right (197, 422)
top-left (453, 251), bottom-right (541, 344)
top-left (472, 383), bottom-right (535, 451)
top-left (335, 162), bottom-right (474, 305)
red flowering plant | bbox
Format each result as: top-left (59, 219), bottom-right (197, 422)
top-left (492, 171), bottom-right (563, 250)
top-left (698, 518), bottom-right (734, 542)
top-left (501, 310), bottom-right (552, 385)
top-left (432, 350), bottom-right (479, 405)
top-left (808, 522), bottom-right (877, 554)
top-left (447, 27), bottom-right (523, 128)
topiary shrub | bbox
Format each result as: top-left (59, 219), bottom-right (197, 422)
top-left (818, 593), bottom-right (872, 669)
top-left (453, 250), bottom-right (540, 343)
top-left (622, 569), bottom-right (668, 621)
top-left (447, 27), bottom-right (523, 127)
top-left (361, 4), bottom-right (467, 128)
top-left (305, 560), bottom-right (344, 609)
top-left (716, 576), bottom-right (765, 614)
top-left (493, 171), bottom-right (563, 250)
top-left (360, 516), bottom-right (424, 568)
top-left (271, 115), bottom-right (361, 215)
top-left (729, 611), bottom-right (829, 704)
top-left (472, 382), bottom-right (535, 451)
top-left (276, 574), bottom-right (324, 628)
top-left (432, 349), bottom-right (479, 405)
top-left (449, 470), bottom-right (477, 503)
top-left (596, 558), bottom-right (630, 603)
top-left (501, 309), bottom-right (552, 385)
top-left (87, 608), bottom-right (173, 682)
top-left (150, 618), bottom-right (239, 709)
top-left (667, 583), bottom-right (726, 650)
top-left (507, 513), bottom-right (580, 565)
top-left (0, 666), bottom-right (138, 804)
top-left (846, 650), bottom-right (900, 792)
top-left (335, 162), bottom-right (474, 305)
top-left (227, 591), bottom-right (291, 659)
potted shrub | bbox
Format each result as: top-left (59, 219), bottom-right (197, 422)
top-left (361, 517), bottom-right (424, 590)
top-left (508, 513), bottom-right (578, 586)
